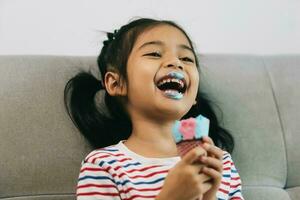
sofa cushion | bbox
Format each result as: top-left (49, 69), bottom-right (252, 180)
top-left (243, 186), bottom-right (291, 200)
top-left (199, 55), bottom-right (287, 188)
top-left (287, 187), bottom-right (300, 200)
top-left (0, 56), bottom-right (94, 199)
top-left (0, 195), bottom-right (75, 200)
top-left (264, 56), bottom-right (300, 188)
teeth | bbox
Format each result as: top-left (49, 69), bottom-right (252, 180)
top-left (157, 78), bottom-right (185, 88)
top-left (165, 89), bottom-right (182, 94)
top-left (164, 89), bottom-right (184, 100)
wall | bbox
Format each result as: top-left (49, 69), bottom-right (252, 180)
top-left (0, 0), bottom-right (299, 55)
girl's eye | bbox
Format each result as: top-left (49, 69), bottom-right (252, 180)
top-left (180, 57), bottom-right (195, 63)
top-left (144, 52), bottom-right (161, 57)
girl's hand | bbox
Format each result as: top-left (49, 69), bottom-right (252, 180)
top-left (156, 146), bottom-right (212, 200)
top-left (200, 136), bottom-right (224, 200)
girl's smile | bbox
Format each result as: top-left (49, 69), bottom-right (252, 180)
top-left (156, 71), bottom-right (187, 100)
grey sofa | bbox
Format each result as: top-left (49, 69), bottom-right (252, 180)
top-left (0, 55), bottom-right (299, 200)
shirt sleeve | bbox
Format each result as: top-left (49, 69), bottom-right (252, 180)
top-left (228, 155), bottom-right (244, 200)
top-left (76, 160), bottom-right (121, 200)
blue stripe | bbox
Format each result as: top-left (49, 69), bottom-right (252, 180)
top-left (122, 162), bottom-right (141, 168)
top-left (100, 148), bottom-right (119, 152)
top-left (107, 159), bottom-right (118, 164)
top-left (99, 160), bottom-right (105, 167)
top-left (223, 155), bottom-right (230, 160)
top-left (231, 169), bottom-right (238, 173)
top-left (78, 175), bottom-right (115, 183)
top-left (217, 198), bottom-right (225, 200)
top-left (116, 177), bottom-right (165, 186)
top-left (229, 189), bottom-right (241, 196)
top-left (97, 160), bottom-right (141, 168)
top-left (222, 174), bottom-right (230, 178)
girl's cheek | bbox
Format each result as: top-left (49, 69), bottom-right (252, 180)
top-left (191, 70), bottom-right (200, 88)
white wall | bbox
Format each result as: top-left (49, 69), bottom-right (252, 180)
top-left (0, 0), bottom-right (299, 55)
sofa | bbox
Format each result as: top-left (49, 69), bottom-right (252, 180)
top-left (0, 55), bottom-right (299, 200)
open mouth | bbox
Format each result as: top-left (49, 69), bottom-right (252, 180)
top-left (156, 71), bottom-right (187, 99)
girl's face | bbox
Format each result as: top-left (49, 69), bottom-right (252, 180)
top-left (125, 24), bottom-right (199, 121)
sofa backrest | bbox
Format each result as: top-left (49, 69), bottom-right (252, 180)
top-left (199, 55), bottom-right (300, 200)
top-left (0, 55), bottom-right (299, 200)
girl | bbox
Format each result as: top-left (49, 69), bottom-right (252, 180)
top-left (64, 18), bottom-right (244, 200)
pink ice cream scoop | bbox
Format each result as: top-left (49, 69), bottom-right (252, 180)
top-left (172, 115), bottom-right (210, 157)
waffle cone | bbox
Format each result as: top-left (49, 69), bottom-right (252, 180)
top-left (177, 140), bottom-right (204, 158)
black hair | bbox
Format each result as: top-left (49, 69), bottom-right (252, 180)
top-left (64, 18), bottom-right (234, 153)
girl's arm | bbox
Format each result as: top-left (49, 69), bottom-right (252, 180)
top-left (76, 161), bottom-right (121, 200)
top-left (228, 160), bottom-right (244, 200)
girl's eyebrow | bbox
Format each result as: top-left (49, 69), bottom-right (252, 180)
top-left (138, 40), bottom-right (193, 53)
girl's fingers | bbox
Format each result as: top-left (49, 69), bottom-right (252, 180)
top-left (202, 136), bottom-right (215, 146)
top-left (198, 194), bottom-right (203, 200)
top-left (201, 181), bottom-right (213, 194)
top-left (200, 156), bottom-right (223, 172)
top-left (198, 171), bottom-right (212, 183)
top-left (201, 136), bottom-right (222, 159)
top-left (202, 143), bottom-right (223, 160)
top-left (195, 180), bottom-right (213, 200)
top-left (202, 166), bottom-right (223, 182)
top-left (183, 147), bottom-right (207, 165)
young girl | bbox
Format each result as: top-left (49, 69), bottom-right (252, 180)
top-left (64, 18), bottom-right (244, 200)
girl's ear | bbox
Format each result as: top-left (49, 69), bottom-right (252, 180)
top-left (104, 71), bottom-right (127, 96)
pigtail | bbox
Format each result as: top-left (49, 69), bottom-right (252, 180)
top-left (64, 72), bottom-right (131, 148)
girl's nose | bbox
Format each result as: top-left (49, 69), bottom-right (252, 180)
top-left (164, 58), bottom-right (183, 70)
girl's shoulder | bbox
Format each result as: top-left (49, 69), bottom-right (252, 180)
top-left (223, 151), bottom-right (233, 164)
top-left (222, 151), bottom-right (231, 160)
top-left (82, 144), bottom-right (125, 166)
top-left (221, 150), bottom-right (241, 177)
top-left (222, 151), bottom-right (236, 168)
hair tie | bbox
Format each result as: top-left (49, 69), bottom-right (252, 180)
top-left (107, 32), bottom-right (115, 41)
top-left (108, 29), bottom-right (118, 41)
top-left (103, 29), bottom-right (118, 46)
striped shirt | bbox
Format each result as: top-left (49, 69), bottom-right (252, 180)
top-left (77, 140), bottom-right (244, 200)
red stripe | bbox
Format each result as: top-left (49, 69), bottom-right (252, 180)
top-left (123, 194), bottom-right (157, 200)
top-left (115, 169), bottom-right (169, 179)
top-left (120, 186), bottom-right (162, 194)
top-left (125, 165), bottom-right (162, 173)
top-left (85, 152), bottom-right (102, 161)
top-left (231, 183), bottom-right (241, 188)
top-left (112, 165), bottom-right (164, 177)
top-left (114, 165), bottom-right (123, 171)
top-left (91, 155), bottom-right (110, 163)
top-left (113, 164), bottom-right (162, 172)
top-left (231, 177), bottom-right (241, 181)
top-left (77, 183), bottom-right (117, 189)
top-left (223, 160), bottom-right (231, 165)
top-left (223, 167), bottom-right (231, 170)
top-left (77, 191), bottom-right (120, 197)
top-left (107, 163), bottom-right (159, 172)
top-left (116, 158), bottom-right (133, 163)
top-left (230, 197), bottom-right (242, 200)
top-left (221, 181), bottom-right (230, 186)
top-left (80, 167), bottom-right (106, 173)
top-left (86, 152), bottom-right (125, 162)
top-left (91, 155), bottom-right (131, 164)
top-left (218, 188), bottom-right (229, 194)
